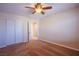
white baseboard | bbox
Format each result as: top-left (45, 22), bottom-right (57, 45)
top-left (40, 39), bottom-right (79, 52)
top-left (0, 45), bottom-right (6, 48)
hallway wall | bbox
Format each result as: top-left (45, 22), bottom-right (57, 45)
top-left (39, 7), bottom-right (79, 50)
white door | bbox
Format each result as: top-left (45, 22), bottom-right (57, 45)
top-left (15, 18), bottom-right (28, 43)
top-left (0, 16), bottom-right (6, 48)
top-left (6, 17), bottom-right (16, 45)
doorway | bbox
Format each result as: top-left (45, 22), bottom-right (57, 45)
top-left (28, 21), bottom-right (39, 41)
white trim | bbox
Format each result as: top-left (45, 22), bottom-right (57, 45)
top-left (40, 39), bottom-right (79, 52)
top-left (0, 45), bottom-right (6, 48)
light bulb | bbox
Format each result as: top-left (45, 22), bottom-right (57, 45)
top-left (35, 8), bottom-right (42, 13)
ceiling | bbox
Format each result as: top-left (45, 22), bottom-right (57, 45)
top-left (0, 3), bottom-right (78, 19)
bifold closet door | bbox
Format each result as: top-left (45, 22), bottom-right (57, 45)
top-left (6, 17), bottom-right (16, 45)
top-left (23, 19), bottom-right (28, 42)
top-left (0, 16), bottom-right (6, 48)
top-left (15, 19), bottom-right (24, 43)
top-left (0, 16), bottom-right (28, 48)
top-left (15, 18), bottom-right (28, 43)
top-left (6, 17), bottom-right (28, 45)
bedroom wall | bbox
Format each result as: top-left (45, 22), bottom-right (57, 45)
top-left (0, 12), bottom-right (29, 48)
top-left (39, 7), bottom-right (79, 50)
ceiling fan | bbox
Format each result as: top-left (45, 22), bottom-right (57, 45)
top-left (25, 3), bottom-right (52, 15)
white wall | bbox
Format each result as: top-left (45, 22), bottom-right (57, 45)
top-left (0, 12), bottom-right (29, 48)
top-left (39, 7), bottom-right (79, 50)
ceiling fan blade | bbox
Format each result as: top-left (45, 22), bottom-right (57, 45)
top-left (37, 3), bottom-right (41, 5)
top-left (41, 11), bottom-right (45, 15)
top-left (32, 11), bottom-right (36, 14)
top-left (25, 6), bottom-right (34, 9)
top-left (43, 6), bottom-right (52, 10)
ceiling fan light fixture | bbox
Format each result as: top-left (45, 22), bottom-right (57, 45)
top-left (25, 3), bottom-right (52, 14)
top-left (35, 8), bottom-right (42, 13)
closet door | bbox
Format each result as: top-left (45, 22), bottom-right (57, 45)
top-left (15, 18), bottom-right (24, 43)
top-left (0, 16), bottom-right (6, 48)
top-left (6, 17), bottom-right (16, 45)
top-left (15, 18), bottom-right (28, 43)
top-left (6, 16), bottom-right (28, 45)
top-left (0, 15), bottom-right (28, 48)
top-left (23, 19), bottom-right (28, 42)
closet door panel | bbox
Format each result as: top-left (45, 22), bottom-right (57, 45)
top-left (0, 17), bottom-right (6, 48)
top-left (6, 17), bottom-right (16, 45)
top-left (15, 19), bottom-right (24, 43)
top-left (23, 19), bottom-right (28, 42)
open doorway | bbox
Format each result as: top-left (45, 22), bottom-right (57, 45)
top-left (28, 21), bottom-right (39, 41)
top-left (32, 22), bottom-right (38, 39)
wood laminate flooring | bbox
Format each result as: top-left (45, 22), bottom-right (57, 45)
top-left (0, 40), bottom-right (79, 56)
